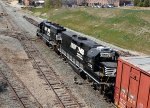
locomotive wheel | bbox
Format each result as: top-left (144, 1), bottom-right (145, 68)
top-left (104, 85), bottom-right (114, 102)
top-left (62, 57), bottom-right (67, 61)
top-left (80, 71), bottom-right (86, 80)
top-left (52, 45), bottom-right (56, 51)
top-left (55, 43), bottom-right (61, 55)
top-left (46, 42), bottom-right (50, 47)
top-left (39, 35), bottom-right (42, 39)
top-left (95, 84), bottom-right (100, 91)
top-left (93, 82), bottom-right (97, 90)
top-left (36, 33), bottom-right (39, 37)
top-left (100, 85), bottom-right (104, 94)
top-left (87, 76), bottom-right (93, 83)
top-left (54, 45), bottom-right (60, 54)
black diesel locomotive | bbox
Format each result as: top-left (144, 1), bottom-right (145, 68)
top-left (36, 21), bottom-right (119, 98)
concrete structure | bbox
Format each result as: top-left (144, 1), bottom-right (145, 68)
top-left (86, 0), bottom-right (119, 6)
top-left (76, 0), bottom-right (84, 5)
top-left (23, 0), bottom-right (29, 6)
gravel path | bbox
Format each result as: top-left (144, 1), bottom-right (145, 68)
top-left (0, 35), bottom-right (58, 107)
top-left (0, 1), bottom-right (58, 107)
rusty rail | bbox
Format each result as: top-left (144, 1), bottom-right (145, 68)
top-left (0, 59), bottom-right (43, 108)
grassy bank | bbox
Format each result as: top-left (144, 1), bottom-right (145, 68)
top-left (31, 7), bottom-right (150, 55)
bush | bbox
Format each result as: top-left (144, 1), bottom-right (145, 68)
top-left (134, 0), bottom-right (140, 6)
top-left (138, 2), bottom-right (144, 7)
top-left (143, 0), bottom-right (149, 7)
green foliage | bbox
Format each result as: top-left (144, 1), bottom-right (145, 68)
top-left (44, 0), bottom-right (51, 8)
top-left (138, 0), bottom-right (149, 7)
top-left (138, 2), bottom-right (144, 7)
top-left (134, 0), bottom-right (140, 6)
top-left (143, 0), bottom-right (149, 7)
top-left (47, 0), bottom-right (62, 8)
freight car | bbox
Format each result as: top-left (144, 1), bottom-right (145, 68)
top-left (114, 56), bottom-right (150, 108)
top-left (36, 20), bottom-right (119, 98)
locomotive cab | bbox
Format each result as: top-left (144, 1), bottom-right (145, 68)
top-left (36, 21), bottom-right (52, 42)
top-left (87, 46), bottom-right (118, 79)
top-left (86, 46), bottom-right (118, 96)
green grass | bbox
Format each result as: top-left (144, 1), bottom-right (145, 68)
top-left (30, 7), bottom-right (150, 55)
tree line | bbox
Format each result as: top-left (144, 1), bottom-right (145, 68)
top-left (46, 0), bottom-right (79, 8)
top-left (45, 0), bottom-right (150, 8)
top-left (134, 0), bottom-right (150, 7)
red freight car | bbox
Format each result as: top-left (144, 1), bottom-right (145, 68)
top-left (114, 56), bottom-right (150, 108)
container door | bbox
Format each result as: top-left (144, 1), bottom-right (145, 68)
top-left (137, 73), bottom-right (150, 108)
top-left (127, 68), bottom-right (140, 108)
top-left (114, 60), bottom-right (123, 106)
top-left (119, 64), bottom-right (131, 108)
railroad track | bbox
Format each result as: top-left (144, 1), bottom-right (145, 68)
top-left (1, 1), bottom-right (85, 108)
top-left (23, 15), bottom-right (39, 27)
top-left (13, 23), bottom-right (85, 108)
top-left (0, 2), bottom-right (43, 108)
top-left (0, 59), bottom-right (43, 108)
top-left (19, 37), bottom-right (85, 108)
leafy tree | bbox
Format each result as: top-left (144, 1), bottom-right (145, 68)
top-left (138, 2), bottom-right (144, 6)
top-left (143, 0), bottom-right (149, 7)
top-left (44, 0), bottom-right (51, 8)
top-left (134, 0), bottom-right (140, 6)
top-left (44, 0), bottom-right (62, 8)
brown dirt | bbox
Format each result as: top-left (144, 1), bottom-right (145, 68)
top-left (0, 35), bottom-right (61, 107)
